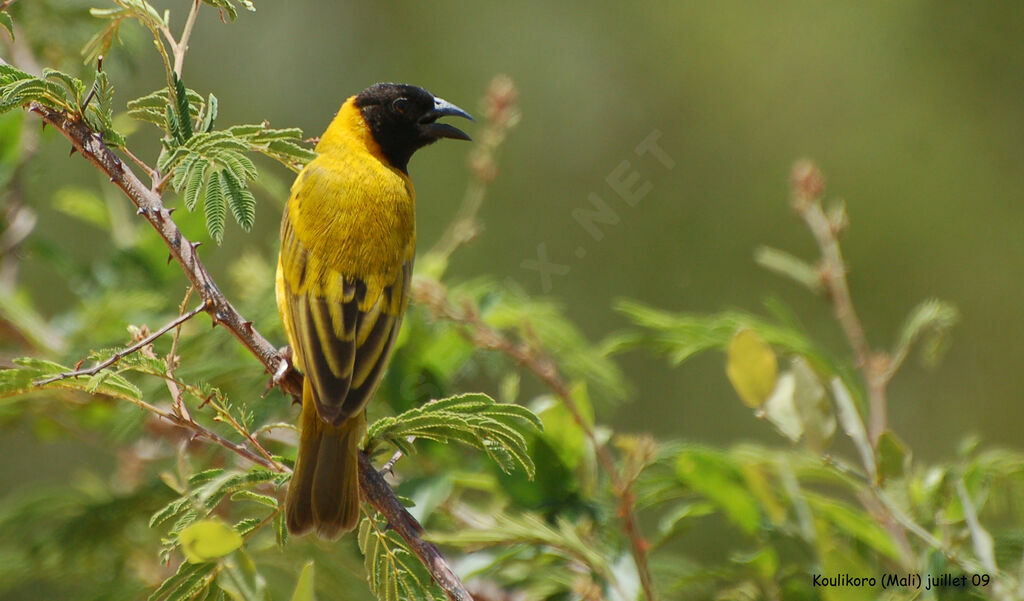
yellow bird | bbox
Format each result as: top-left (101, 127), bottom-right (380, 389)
top-left (276, 83), bottom-right (472, 538)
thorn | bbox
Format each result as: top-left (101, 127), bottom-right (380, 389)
top-left (109, 176), bottom-right (116, 182)
top-left (41, 121), bottom-right (47, 131)
top-left (190, 240), bottom-right (202, 252)
top-left (167, 253), bottom-right (174, 265)
top-left (242, 320), bottom-right (254, 332)
top-left (69, 146), bottom-right (77, 156)
top-left (166, 207), bottom-right (176, 216)
top-left (137, 207), bottom-right (147, 216)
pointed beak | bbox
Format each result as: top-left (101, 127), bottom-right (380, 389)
top-left (419, 97), bottom-right (474, 141)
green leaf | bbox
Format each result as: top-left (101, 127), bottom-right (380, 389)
top-left (82, 11), bottom-right (128, 66)
top-left (725, 329), bottom-right (778, 408)
top-left (754, 246), bottom-right (823, 293)
top-left (229, 490), bottom-right (278, 509)
top-left (876, 430), bottom-right (910, 482)
top-left (184, 159), bottom-right (209, 212)
top-left (535, 396), bottom-right (586, 470)
top-left (0, 358), bottom-right (142, 402)
top-left (804, 492), bottom-right (902, 562)
top-left (675, 445), bottom-right (761, 535)
top-left (179, 519), bottom-right (244, 563)
top-left (892, 299), bottom-right (958, 369)
top-left (148, 561), bottom-right (217, 601)
top-left (368, 393), bottom-right (541, 478)
top-left (217, 148), bottom-right (257, 182)
top-left (358, 513), bottom-right (450, 601)
top-left (426, 512), bottom-right (610, 579)
top-left (0, 11), bottom-right (14, 41)
top-left (289, 561), bottom-right (316, 601)
top-left (205, 170), bottom-right (226, 243)
top-left (274, 510), bottom-right (288, 550)
top-left (171, 73), bottom-right (193, 142)
top-left (201, 93), bottom-right (218, 133)
top-left (0, 72), bottom-right (69, 112)
top-left (43, 69), bottom-right (85, 106)
top-left (613, 300), bottom-right (836, 376)
top-left (217, 550), bottom-right (267, 601)
top-left (221, 167), bottom-right (255, 231)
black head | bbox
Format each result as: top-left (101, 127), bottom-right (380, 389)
top-left (354, 83), bottom-right (473, 173)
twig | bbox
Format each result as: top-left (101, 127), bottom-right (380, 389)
top-left (23, 100), bottom-right (473, 601)
top-left (156, 0), bottom-right (200, 79)
top-left (790, 160), bottom-right (889, 444)
top-left (173, 0), bottom-right (200, 78)
top-left (121, 145), bottom-right (160, 186)
top-left (33, 301), bottom-right (208, 386)
top-left (413, 277), bottom-right (659, 601)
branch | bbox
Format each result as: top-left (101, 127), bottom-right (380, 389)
top-left (413, 278), bottom-right (659, 601)
top-left (790, 160), bottom-right (890, 444)
top-left (358, 454), bottom-right (474, 601)
top-left (27, 101), bottom-right (301, 397)
top-left (33, 301), bottom-right (208, 386)
top-left (23, 102), bottom-right (473, 601)
top-left (173, 0), bottom-right (200, 77)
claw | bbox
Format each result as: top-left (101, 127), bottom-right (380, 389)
top-left (265, 347), bottom-right (295, 399)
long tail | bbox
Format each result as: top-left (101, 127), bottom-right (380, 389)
top-left (286, 383), bottom-right (363, 539)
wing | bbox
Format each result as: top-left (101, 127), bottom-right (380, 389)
top-left (278, 214), bottom-right (411, 425)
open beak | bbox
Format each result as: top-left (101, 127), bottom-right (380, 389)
top-left (419, 97), bottom-right (474, 141)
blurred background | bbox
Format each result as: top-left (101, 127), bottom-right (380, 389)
top-left (2, 1), bottom-right (1023, 595)
top-left (168, 0), bottom-right (1023, 456)
top-left (6, 0), bottom-right (1024, 467)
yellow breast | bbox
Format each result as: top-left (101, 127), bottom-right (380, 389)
top-left (286, 98), bottom-right (417, 296)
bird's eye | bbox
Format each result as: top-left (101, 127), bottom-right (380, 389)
top-left (392, 98), bottom-right (409, 114)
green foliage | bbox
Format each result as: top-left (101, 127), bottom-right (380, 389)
top-left (612, 299), bottom-right (838, 376)
top-left (367, 393), bottom-right (542, 477)
top-left (0, 10), bottom-right (14, 41)
top-left (0, 63), bottom-right (75, 113)
top-left (358, 512), bottom-right (446, 601)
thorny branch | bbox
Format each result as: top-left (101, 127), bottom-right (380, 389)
top-left (23, 102), bottom-right (475, 601)
top-left (33, 302), bottom-right (208, 386)
top-left (413, 278), bottom-right (659, 601)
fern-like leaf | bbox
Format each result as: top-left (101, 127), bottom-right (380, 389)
top-left (184, 159), bottom-right (209, 212)
top-left (171, 72), bottom-right (193, 142)
top-left (148, 561), bottom-right (217, 601)
top-left (204, 170), bottom-right (226, 243)
top-left (358, 512), bottom-right (446, 601)
top-left (221, 168), bottom-right (255, 232)
top-left (368, 393), bottom-right (541, 478)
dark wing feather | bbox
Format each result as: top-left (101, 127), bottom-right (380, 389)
top-left (281, 215), bottom-right (412, 425)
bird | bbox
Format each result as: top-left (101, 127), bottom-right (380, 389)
top-left (276, 83), bottom-right (472, 538)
